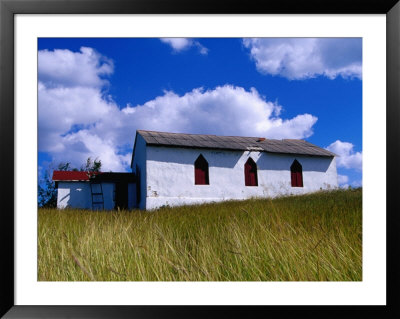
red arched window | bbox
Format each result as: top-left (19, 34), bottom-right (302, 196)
top-left (291, 159), bottom-right (303, 187)
top-left (195, 154), bottom-right (209, 185)
top-left (244, 157), bottom-right (258, 186)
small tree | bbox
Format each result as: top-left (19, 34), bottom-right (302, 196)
top-left (38, 166), bottom-right (57, 208)
top-left (57, 162), bottom-right (77, 171)
top-left (80, 157), bottom-right (102, 172)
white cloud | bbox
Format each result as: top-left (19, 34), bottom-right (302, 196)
top-left (56, 130), bottom-right (131, 172)
top-left (351, 180), bottom-right (362, 187)
top-left (337, 174), bottom-right (349, 185)
top-left (160, 38), bottom-right (191, 51)
top-left (326, 140), bottom-right (362, 170)
top-left (38, 47), bottom-right (113, 88)
top-left (120, 86), bottom-right (317, 139)
top-left (340, 179), bottom-right (362, 189)
top-left (160, 38), bottom-right (208, 55)
top-left (39, 47), bottom-right (319, 172)
top-left (243, 38), bottom-right (362, 80)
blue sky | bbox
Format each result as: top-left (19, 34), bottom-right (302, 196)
top-left (38, 38), bottom-right (362, 187)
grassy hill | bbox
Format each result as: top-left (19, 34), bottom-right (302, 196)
top-left (38, 188), bottom-right (362, 281)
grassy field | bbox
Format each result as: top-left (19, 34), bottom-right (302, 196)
top-left (38, 188), bottom-right (362, 281)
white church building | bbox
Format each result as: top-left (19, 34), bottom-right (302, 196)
top-left (53, 130), bottom-right (338, 210)
top-left (131, 130), bottom-right (338, 210)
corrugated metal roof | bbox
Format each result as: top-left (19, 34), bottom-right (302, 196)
top-left (52, 171), bottom-right (100, 181)
top-left (136, 130), bottom-right (335, 157)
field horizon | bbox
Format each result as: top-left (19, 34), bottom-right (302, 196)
top-left (38, 188), bottom-right (362, 281)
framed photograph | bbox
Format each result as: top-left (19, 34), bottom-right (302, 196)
top-left (1, 0), bottom-right (399, 318)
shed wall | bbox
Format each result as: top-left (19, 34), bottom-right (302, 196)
top-left (145, 146), bottom-right (338, 210)
top-left (57, 182), bottom-right (115, 210)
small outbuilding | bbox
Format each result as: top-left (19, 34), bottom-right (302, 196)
top-left (52, 171), bottom-right (135, 210)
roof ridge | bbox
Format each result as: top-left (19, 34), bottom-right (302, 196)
top-left (137, 129), bottom-right (288, 140)
top-left (138, 129), bottom-right (217, 137)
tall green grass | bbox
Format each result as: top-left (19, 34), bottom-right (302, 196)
top-left (38, 188), bottom-right (362, 281)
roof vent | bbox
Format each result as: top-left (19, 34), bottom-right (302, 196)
top-left (257, 138), bottom-right (266, 142)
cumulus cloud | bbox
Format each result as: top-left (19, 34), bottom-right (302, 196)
top-left (337, 174), bottom-right (349, 185)
top-left (326, 140), bottom-right (362, 170)
top-left (351, 180), bottom-right (362, 187)
top-left (340, 179), bottom-right (362, 189)
top-left (121, 86), bottom-right (317, 140)
top-left (160, 38), bottom-right (208, 55)
top-left (39, 47), bottom-right (318, 172)
top-left (243, 38), bottom-right (362, 80)
top-left (39, 47), bottom-right (113, 88)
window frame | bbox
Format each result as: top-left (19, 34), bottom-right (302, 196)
top-left (290, 159), bottom-right (303, 187)
top-left (244, 157), bottom-right (258, 187)
top-left (194, 154), bottom-right (209, 185)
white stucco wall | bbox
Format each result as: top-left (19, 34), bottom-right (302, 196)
top-left (144, 146), bottom-right (338, 210)
top-left (131, 134), bottom-right (147, 209)
top-left (57, 182), bottom-right (115, 210)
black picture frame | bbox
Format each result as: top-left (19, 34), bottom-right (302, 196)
top-left (1, 0), bottom-right (399, 318)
